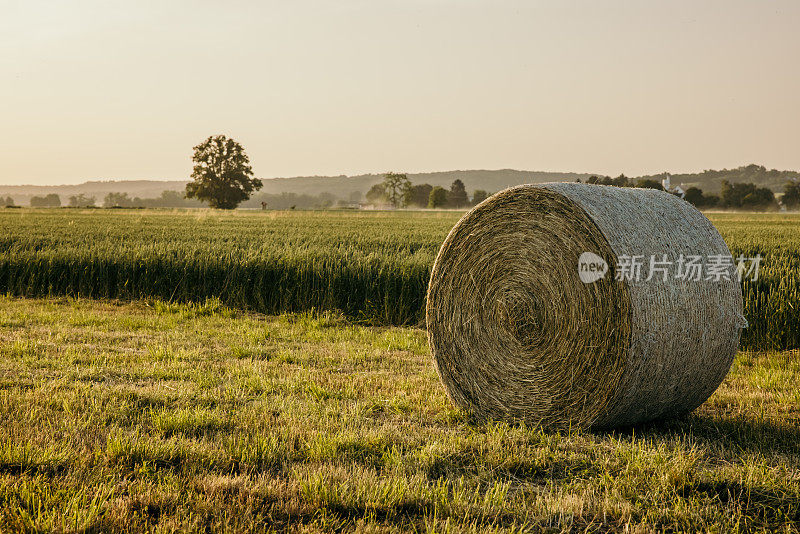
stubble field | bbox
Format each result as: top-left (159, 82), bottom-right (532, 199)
top-left (0, 297), bottom-right (798, 532)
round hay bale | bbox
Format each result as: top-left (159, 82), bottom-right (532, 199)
top-left (426, 183), bottom-right (745, 428)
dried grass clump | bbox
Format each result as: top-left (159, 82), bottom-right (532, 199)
top-left (426, 183), bottom-right (745, 428)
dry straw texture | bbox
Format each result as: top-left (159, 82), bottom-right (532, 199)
top-left (426, 183), bottom-right (745, 428)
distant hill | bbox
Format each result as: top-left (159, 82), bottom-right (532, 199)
top-left (1, 165), bottom-right (796, 205)
top-left (0, 180), bottom-right (187, 206)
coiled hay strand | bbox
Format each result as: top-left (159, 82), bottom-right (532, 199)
top-left (426, 183), bottom-right (745, 428)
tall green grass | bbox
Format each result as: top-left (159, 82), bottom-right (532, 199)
top-left (0, 209), bottom-right (798, 350)
top-left (710, 213), bottom-right (800, 350)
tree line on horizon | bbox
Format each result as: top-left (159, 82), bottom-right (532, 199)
top-left (579, 173), bottom-right (800, 210)
top-left (4, 136), bottom-right (799, 211)
top-left (6, 191), bottom-right (203, 209)
top-left (8, 176), bottom-right (800, 211)
top-left (364, 172), bottom-right (490, 209)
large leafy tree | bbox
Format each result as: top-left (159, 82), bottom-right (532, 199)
top-left (381, 172), bottom-right (411, 208)
top-left (185, 135), bottom-right (262, 209)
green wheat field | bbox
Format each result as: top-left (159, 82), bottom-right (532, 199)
top-left (0, 209), bottom-right (798, 532)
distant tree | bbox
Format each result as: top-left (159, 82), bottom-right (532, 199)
top-left (185, 135), bottom-right (262, 209)
top-left (404, 183), bottom-right (433, 208)
top-left (365, 183), bottom-right (388, 205)
top-left (428, 186), bottom-right (448, 208)
top-left (317, 192), bottom-right (335, 209)
top-left (781, 180), bottom-right (800, 209)
top-left (684, 187), bottom-right (718, 208)
top-left (742, 188), bottom-right (776, 209)
top-left (68, 194), bottom-right (96, 208)
top-left (720, 181), bottom-right (742, 207)
top-left (154, 190), bottom-right (188, 207)
top-left (448, 179), bottom-right (469, 208)
top-left (243, 192), bottom-right (344, 210)
top-left (96, 190), bottom-right (203, 209)
top-left (472, 189), bottom-right (490, 205)
top-left (348, 191), bottom-right (363, 203)
top-left (611, 174), bottom-right (630, 187)
top-left (3, 196), bottom-right (14, 207)
top-left (30, 194), bottom-right (61, 208)
top-left (683, 187), bottom-right (705, 206)
top-left (634, 179), bottom-right (663, 190)
top-left (720, 180), bottom-right (776, 209)
top-left (103, 192), bottom-right (135, 208)
top-left (381, 172), bottom-right (411, 208)
top-left (589, 176), bottom-right (616, 186)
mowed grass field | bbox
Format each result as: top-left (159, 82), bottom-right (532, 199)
top-left (0, 297), bottom-right (798, 532)
top-left (1, 209), bottom-right (800, 350)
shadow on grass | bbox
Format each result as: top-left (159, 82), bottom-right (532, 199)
top-left (607, 412), bottom-right (800, 457)
top-left (690, 479), bottom-right (800, 524)
top-left (593, 413), bottom-right (800, 525)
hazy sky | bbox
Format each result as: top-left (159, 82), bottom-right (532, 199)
top-left (1, 0), bottom-right (798, 185)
